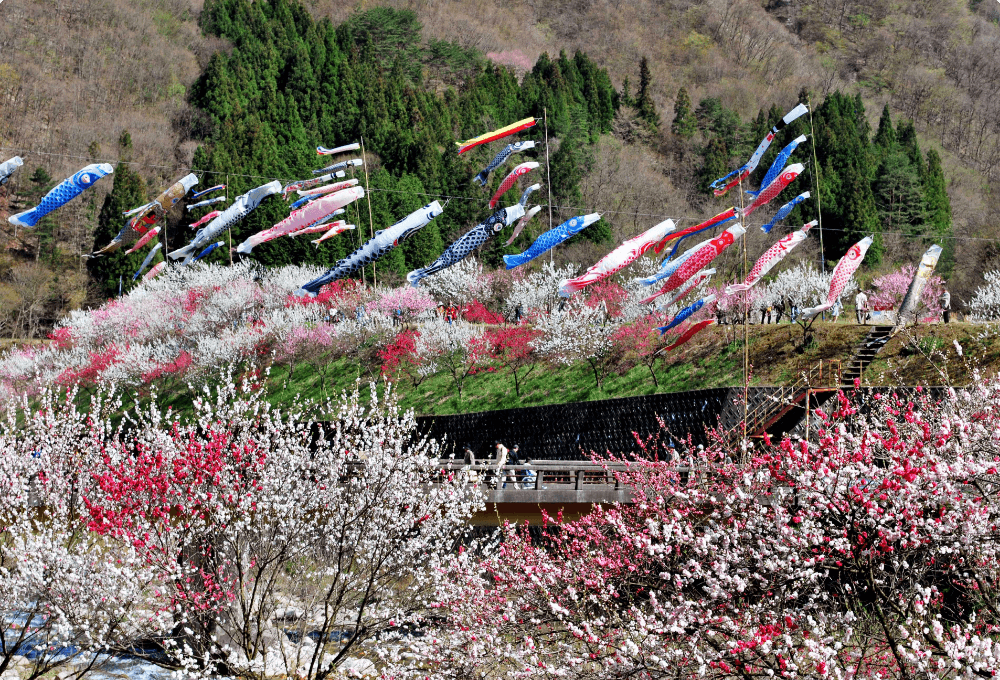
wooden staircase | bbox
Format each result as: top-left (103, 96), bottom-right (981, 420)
top-left (840, 325), bottom-right (893, 387)
top-left (729, 325), bottom-right (896, 445)
top-left (729, 359), bottom-right (841, 446)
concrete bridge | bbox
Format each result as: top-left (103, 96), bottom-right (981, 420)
top-left (435, 460), bottom-right (647, 525)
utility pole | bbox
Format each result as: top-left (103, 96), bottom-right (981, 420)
top-left (361, 136), bottom-right (376, 287)
top-left (544, 108), bottom-right (553, 264)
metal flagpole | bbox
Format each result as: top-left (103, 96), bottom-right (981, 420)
top-left (808, 99), bottom-right (824, 273)
top-left (739, 174), bottom-right (749, 456)
top-left (226, 173), bottom-right (233, 266)
top-left (361, 136), bottom-right (376, 288)
top-left (544, 108), bottom-right (553, 264)
top-left (349, 161), bottom-right (364, 285)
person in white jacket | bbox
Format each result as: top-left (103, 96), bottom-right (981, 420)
top-left (855, 290), bottom-right (869, 325)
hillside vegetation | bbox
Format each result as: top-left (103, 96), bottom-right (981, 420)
top-left (0, 0), bottom-right (997, 334)
top-left (255, 321), bottom-right (987, 416)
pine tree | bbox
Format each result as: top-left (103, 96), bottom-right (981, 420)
top-left (896, 120), bottom-right (925, 179)
top-left (872, 104), bottom-right (897, 156)
top-left (699, 137), bottom-right (730, 197)
top-left (874, 151), bottom-right (927, 237)
top-left (670, 87), bottom-right (696, 139)
top-left (842, 165), bottom-right (883, 267)
top-left (924, 149), bottom-right (953, 277)
top-left (635, 57), bottom-right (660, 132)
top-left (620, 76), bottom-right (633, 107)
top-left (549, 106), bottom-right (593, 215)
top-left (86, 164), bottom-right (149, 297)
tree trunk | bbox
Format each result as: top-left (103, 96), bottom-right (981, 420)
top-left (588, 358), bottom-right (602, 390)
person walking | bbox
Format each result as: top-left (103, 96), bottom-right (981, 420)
top-left (508, 443), bottom-right (523, 486)
top-left (855, 290), bottom-right (869, 325)
top-left (462, 445), bottom-right (478, 484)
top-left (940, 288), bottom-right (951, 323)
top-left (492, 440), bottom-right (509, 489)
top-left (831, 298), bottom-right (842, 323)
top-left (774, 297), bottom-right (786, 324)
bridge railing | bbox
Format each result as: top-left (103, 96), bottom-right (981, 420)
top-left (432, 460), bottom-right (699, 491)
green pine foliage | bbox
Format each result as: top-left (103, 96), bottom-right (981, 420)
top-left (924, 149), bottom-right (954, 277)
top-left (872, 104), bottom-right (897, 157)
top-left (688, 90), bottom-right (951, 270)
top-left (699, 137), bottom-right (730, 196)
top-left (185, 0), bottom-right (618, 276)
top-left (87, 164), bottom-right (151, 297)
top-left (635, 57), bottom-right (660, 132)
top-left (670, 87), bottom-right (696, 139)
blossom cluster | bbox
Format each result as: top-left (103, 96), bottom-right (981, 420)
top-left (401, 380), bottom-right (1000, 679)
top-left (0, 373), bottom-right (480, 680)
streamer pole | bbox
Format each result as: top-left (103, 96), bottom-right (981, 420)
top-left (362, 136), bottom-right (376, 288)
top-left (739, 173), bottom-right (749, 457)
top-left (226, 173), bottom-right (233, 266)
top-left (545, 108), bottom-right (553, 264)
top-left (808, 99), bottom-right (824, 272)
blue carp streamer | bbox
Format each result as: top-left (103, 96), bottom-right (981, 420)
top-left (407, 204), bottom-right (525, 287)
top-left (761, 191), bottom-right (810, 234)
top-left (473, 141), bottom-right (536, 186)
top-left (9, 163), bottom-right (113, 228)
top-left (658, 295), bottom-right (715, 335)
top-left (747, 135), bottom-right (807, 199)
top-left (503, 214), bottom-right (600, 269)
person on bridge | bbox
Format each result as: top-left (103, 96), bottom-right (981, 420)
top-left (508, 443), bottom-right (525, 486)
top-left (461, 445), bottom-right (479, 484)
top-left (492, 440), bottom-right (508, 489)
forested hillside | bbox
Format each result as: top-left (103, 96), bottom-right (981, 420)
top-left (0, 0), bottom-right (997, 327)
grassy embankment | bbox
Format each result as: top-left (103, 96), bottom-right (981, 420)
top-left (197, 321), bottom-right (997, 418)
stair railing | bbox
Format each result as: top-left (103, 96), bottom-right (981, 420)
top-left (737, 359), bottom-right (842, 440)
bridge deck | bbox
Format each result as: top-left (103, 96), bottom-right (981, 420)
top-left (435, 460), bottom-right (659, 525)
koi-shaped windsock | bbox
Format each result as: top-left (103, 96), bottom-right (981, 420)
top-left (457, 118), bottom-right (537, 155)
top-left (10, 163), bottom-right (113, 228)
top-left (710, 103), bottom-right (808, 197)
top-left (312, 159), bottom-right (363, 175)
top-left (800, 235), bottom-right (873, 320)
top-left (663, 319), bottom-right (715, 351)
top-left (489, 163), bottom-right (539, 209)
top-left (124, 226), bottom-right (161, 255)
top-left (726, 222), bottom-right (814, 295)
top-left (741, 164), bottom-right (804, 219)
top-left (658, 295), bottom-right (716, 335)
top-left (317, 143), bottom-right (360, 156)
top-left (559, 220), bottom-right (675, 297)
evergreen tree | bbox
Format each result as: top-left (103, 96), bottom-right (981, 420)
top-left (872, 104), bottom-right (897, 156)
top-left (670, 87), bottom-right (696, 139)
top-left (549, 106), bottom-right (593, 215)
top-left (87, 164), bottom-right (149, 297)
top-left (874, 151), bottom-right (927, 237)
top-left (896, 120), bottom-right (925, 179)
top-left (699, 137), bottom-right (730, 197)
top-left (841, 165), bottom-right (883, 267)
top-left (26, 168), bottom-right (58, 263)
top-left (620, 76), bottom-right (633, 108)
top-left (635, 57), bottom-right (660, 132)
top-left (924, 149), bottom-right (953, 276)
